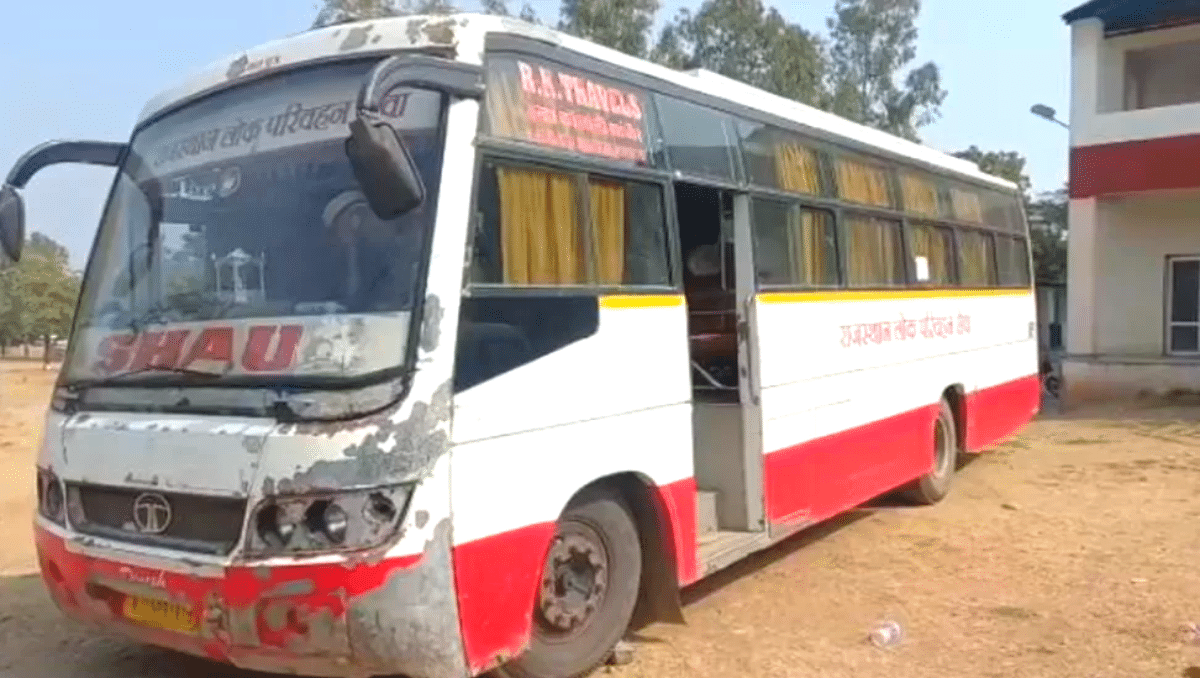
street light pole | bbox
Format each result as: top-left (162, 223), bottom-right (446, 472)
top-left (1031, 103), bottom-right (1069, 129)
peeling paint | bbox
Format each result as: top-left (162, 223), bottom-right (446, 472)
top-left (422, 18), bottom-right (457, 45)
top-left (263, 602), bottom-right (290, 632)
top-left (420, 294), bottom-right (444, 353)
top-left (415, 509), bottom-right (429, 529)
top-left (123, 472), bottom-right (160, 486)
top-left (347, 518), bottom-right (468, 678)
top-left (339, 24), bottom-right (373, 51)
top-left (290, 606), bottom-right (349, 656)
top-left (225, 607), bottom-right (259, 646)
top-left (263, 579), bottom-right (317, 598)
top-left (274, 380), bottom-right (452, 494)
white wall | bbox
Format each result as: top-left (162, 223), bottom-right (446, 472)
top-left (1070, 18), bottom-right (1200, 148)
top-left (1093, 190), bottom-right (1200, 355)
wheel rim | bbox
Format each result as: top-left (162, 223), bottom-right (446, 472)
top-left (933, 416), bottom-right (953, 478)
top-left (535, 518), bottom-right (610, 644)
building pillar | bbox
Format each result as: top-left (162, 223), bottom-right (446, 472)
top-left (1069, 17), bottom-right (1102, 146)
top-left (1062, 197), bottom-right (1099, 407)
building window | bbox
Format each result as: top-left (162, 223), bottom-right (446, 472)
top-left (1125, 39), bottom-right (1200, 111)
top-left (1167, 257), bottom-right (1200, 355)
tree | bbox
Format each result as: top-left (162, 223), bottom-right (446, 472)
top-left (1028, 186), bottom-right (1068, 284)
top-left (310, 0), bottom-right (453, 28)
top-left (652, 0), bottom-right (826, 106)
top-left (480, 0), bottom-right (542, 23)
top-left (0, 232), bottom-right (80, 362)
top-left (312, 0), bottom-right (399, 28)
top-left (953, 146), bottom-right (1067, 284)
top-left (825, 0), bottom-right (945, 141)
top-left (952, 145), bottom-right (1031, 197)
top-left (559, 0), bottom-right (660, 58)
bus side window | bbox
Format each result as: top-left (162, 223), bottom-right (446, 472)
top-left (844, 213), bottom-right (905, 287)
top-left (909, 222), bottom-right (956, 286)
top-left (752, 198), bottom-right (839, 288)
top-left (957, 229), bottom-right (998, 287)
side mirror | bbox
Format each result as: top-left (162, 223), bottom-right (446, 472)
top-left (0, 139), bottom-right (128, 269)
top-left (345, 112), bottom-right (426, 220)
top-left (0, 185), bottom-right (25, 270)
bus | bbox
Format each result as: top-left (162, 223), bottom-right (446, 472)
top-left (0, 13), bottom-right (1039, 678)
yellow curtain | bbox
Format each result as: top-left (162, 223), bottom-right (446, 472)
top-left (950, 186), bottom-right (984, 223)
top-left (835, 156), bottom-right (891, 207)
top-left (786, 208), bottom-right (833, 285)
top-left (909, 223), bottom-right (951, 284)
top-left (901, 172), bottom-right (940, 217)
top-left (846, 215), bottom-right (902, 286)
top-left (958, 230), bottom-right (995, 287)
top-left (774, 142), bottom-right (821, 195)
top-left (982, 190), bottom-right (1021, 232)
top-left (589, 179), bottom-right (627, 285)
top-left (497, 167), bottom-right (583, 285)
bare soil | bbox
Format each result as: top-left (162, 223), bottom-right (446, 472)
top-left (2, 360), bottom-right (1200, 677)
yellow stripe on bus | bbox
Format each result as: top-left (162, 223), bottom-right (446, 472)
top-left (757, 288), bottom-right (1033, 304)
top-left (600, 294), bottom-right (686, 309)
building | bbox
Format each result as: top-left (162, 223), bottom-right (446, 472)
top-left (1062, 0), bottom-right (1200, 404)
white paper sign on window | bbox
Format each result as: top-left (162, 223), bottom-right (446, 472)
top-left (914, 255), bottom-right (930, 282)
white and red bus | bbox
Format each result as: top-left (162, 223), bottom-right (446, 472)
top-left (0, 13), bottom-right (1038, 678)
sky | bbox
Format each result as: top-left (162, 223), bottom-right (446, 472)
top-left (0, 0), bottom-right (1080, 270)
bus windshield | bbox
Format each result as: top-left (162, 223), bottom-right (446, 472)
top-left (62, 59), bottom-right (446, 389)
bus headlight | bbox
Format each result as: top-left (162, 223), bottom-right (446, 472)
top-left (246, 484), bottom-right (412, 556)
top-left (36, 468), bottom-right (65, 525)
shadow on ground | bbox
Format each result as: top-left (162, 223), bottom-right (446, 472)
top-left (0, 574), bottom-right (281, 678)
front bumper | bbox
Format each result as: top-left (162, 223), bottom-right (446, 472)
top-left (34, 521), bottom-right (470, 678)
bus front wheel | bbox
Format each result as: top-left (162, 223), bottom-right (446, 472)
top-left (497, 485), bottom-right (643, 678)
top-left (902, 398), bottom-right (958, 505)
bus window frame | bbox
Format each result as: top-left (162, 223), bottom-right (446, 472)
top-left (748, 194), bottom-right (843, 291)
top-left (477, 33), bottom-right (1032, 298)
top-left (906, 220), bottom-right (961, 289)
top-left (464, 142), bottom-right (683, 298)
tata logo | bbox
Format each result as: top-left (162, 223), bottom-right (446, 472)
top-left (132, 493), bottom-right (173, 535)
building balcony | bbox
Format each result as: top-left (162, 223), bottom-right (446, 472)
top-left (1073, 100), bottom-right (1200, 149)
top-left (1069, 103), bottom-right (1200, 199)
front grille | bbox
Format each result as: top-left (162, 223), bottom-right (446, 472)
top-left (67, 483), bottom-right (247, 555)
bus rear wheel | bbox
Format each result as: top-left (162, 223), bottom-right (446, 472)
top-left (902, 398), bottom-right (958, 505)
top-left (496, 486), bottom-right (642, 678)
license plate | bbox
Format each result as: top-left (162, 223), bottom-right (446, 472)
top-left (120, 595), bottom-right (198, 635)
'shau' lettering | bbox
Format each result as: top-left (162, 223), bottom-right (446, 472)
top-left (95, 325), bottom-right (304, 375)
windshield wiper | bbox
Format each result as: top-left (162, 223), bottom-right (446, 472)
top-left (73, 364), bottom-right (228, 388)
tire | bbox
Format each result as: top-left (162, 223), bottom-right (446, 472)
top-left (902, 399), bottom-right (958, 505)
top-left (494, 486), bottom-right (643, 678)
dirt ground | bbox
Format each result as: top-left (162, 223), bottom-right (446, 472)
top-left (2, 360), bottom-right (1200, 678)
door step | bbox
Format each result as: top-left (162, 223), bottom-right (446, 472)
top-left (697, 530), bottom-right (772, 578)
top-left (696, 490), bottom-right (719, 537)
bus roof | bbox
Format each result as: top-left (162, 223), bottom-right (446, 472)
top-left (136, 13), bottom-right (1015, 192)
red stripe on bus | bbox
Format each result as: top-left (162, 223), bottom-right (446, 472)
top-left (656, 477), bottom-right (700, 586)
top-left (764, 404), bottom-right (939, 523)
top-left (453, 521), bottom-right (557, 675)
top-left (764, 374), bottom-right (1039, 523)
top-left (965, 374), bottom-right (1041, 452)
